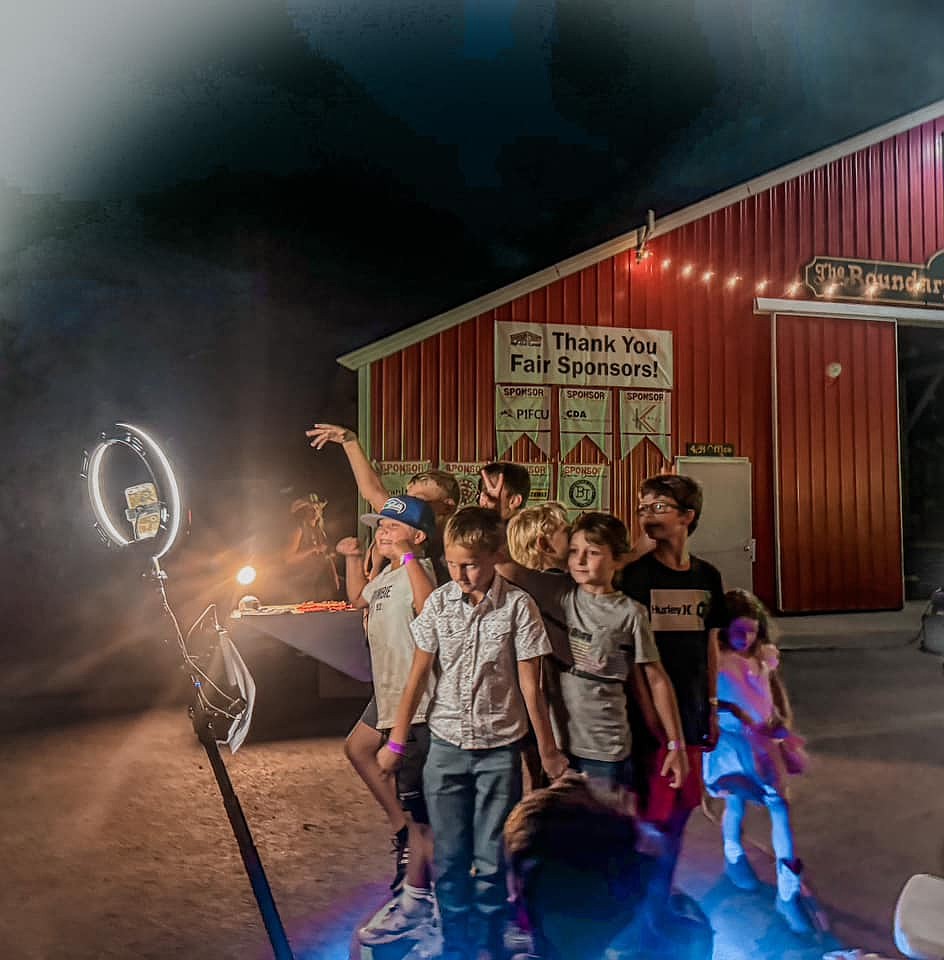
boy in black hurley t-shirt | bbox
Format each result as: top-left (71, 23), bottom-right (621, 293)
top-left (618, 474), bottom-right (725, 941)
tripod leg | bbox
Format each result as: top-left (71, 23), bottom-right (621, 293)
top-left (191, 705), bottom-right (295, 960)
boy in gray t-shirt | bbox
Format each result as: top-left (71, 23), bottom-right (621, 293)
top-left (498, 511), bottom-right (686, 791)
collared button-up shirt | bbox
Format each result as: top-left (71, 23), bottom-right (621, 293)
top-left (410, 573), bottom-right (551, 749)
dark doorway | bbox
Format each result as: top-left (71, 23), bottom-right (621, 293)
top-left (899, 324), bottom-right (944, 600)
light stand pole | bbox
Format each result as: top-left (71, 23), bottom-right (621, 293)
top-left (151, 559), bottom-right (295, 960)
top-left (83, 422), bottom-right (296, 960)
top-left (188, 695), bottom-right (295, 960)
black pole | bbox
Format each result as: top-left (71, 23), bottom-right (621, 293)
top-left (189, 700), bottom-right (295, 960)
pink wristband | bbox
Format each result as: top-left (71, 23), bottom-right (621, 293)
top-left (401, 552), bottom-right (415, 565)
top-left (387, 740), bottom-right (406, 756)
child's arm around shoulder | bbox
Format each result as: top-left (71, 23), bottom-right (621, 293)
top-left (495, 559), bottom-right (571, 620)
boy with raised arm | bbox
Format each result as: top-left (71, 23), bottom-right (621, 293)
top-left (338, 495), bottom-right (440, 947)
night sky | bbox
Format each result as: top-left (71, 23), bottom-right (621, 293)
top-left (2, 0), bottom-right (944, 674)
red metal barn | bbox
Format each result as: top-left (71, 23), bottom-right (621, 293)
top-left (339, 100), bottom-right (944, 613)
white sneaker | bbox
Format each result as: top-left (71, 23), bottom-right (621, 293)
top-left (358, 893), bottom-right (435, 946)
top-left (400, 920), bottom-right (444, 958)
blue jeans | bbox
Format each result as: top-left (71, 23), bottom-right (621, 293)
top-left (424, 736), bottom-right (523, 954)
top-left (568, 753), bottom-right (630, 788)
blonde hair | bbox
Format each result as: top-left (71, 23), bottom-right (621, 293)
top-left (506, 502), bottom-right (570, 570)
top-left (444, 505), bottom-right (504, 555)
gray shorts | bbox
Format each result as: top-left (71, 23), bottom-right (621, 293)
top-left (359, 695), bottom-right (379, 730)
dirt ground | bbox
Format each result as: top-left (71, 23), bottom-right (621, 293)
top-left (2, 641), bottom-right (943, 960)
top-left (0, 705), bottom-right (391, 960)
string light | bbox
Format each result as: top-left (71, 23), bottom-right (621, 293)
top-left (625, 248), bottom-right (875, 307)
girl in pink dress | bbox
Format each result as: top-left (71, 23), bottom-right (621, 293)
top-left (703, 589), bottom-right (814, 934)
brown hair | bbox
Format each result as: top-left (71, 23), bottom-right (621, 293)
top-left (721, 588), bottom-right (774, 655)
top-left (444, 505), bottom-right (504, 555)
top-left (506, 502), bottom-right (569, 570)
top-left (410, 469), bottom-right (460, 508)
top-left (571, 511), bottom-right (630, 557)
top-left (504, 774), bottom-right (642, 960)
top-left (640, 474), bottom-right (704, 534)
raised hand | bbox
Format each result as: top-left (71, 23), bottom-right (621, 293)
top-left (306, 423), bottom-right (356, 450)
top-left (479, 468), bottom-right (504, 509)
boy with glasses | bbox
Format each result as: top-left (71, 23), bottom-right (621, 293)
top-left (616, 474), bottom-right (725, 948)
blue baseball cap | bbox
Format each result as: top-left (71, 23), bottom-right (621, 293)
top-left (360, 495), bottom-right (436, 539)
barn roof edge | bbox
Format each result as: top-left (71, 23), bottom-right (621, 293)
top-left (338, 97), bottom-right (944, 371)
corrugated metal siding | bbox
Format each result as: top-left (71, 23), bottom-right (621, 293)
top-left (368, 117), bottom-right (944, 610)
top-left (775, 315), bottom-right (902, 611)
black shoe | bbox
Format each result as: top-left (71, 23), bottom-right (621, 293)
top-left (391, 825), bottom-right (409, 892)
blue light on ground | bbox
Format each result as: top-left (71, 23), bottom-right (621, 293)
top-left (282, 880), bottom-right (394, 960)
top-left (285, 819), bottom-right (854, 960)
top-left (677, 813), bottom-right (846, 960)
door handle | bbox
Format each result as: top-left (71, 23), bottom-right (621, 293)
top-left (743, 538), bottom-right (757, 562)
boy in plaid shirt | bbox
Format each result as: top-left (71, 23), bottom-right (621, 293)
top-left (379, 506), bottom-right (567, 960)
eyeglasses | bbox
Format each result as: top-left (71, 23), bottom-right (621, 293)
top-left (636, 501), bottom-right (681, 516)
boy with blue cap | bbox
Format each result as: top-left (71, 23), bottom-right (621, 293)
top-left (336, 494), bottom-right (440, 949)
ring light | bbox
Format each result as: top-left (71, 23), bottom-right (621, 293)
top-left (80, 421), bottom-right (293, 959)
top-left (82, 422), bottom-right (182, 562)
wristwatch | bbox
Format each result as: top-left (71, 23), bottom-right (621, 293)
top-left (666, 740), bottom-right (681, 751)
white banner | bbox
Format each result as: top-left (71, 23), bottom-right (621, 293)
top-left (620, 389), bottom-right (671, 460)
top-left (496, 384), bottom-right (552, 457)
top-left (495, 321), bottom-right (673, 389)
top-left (375, 460), bottom-right (432, 498)
top-left (439, 461), bottom-right (486, 506)
top-left (559, 387), bottom-right (612, 459)
top-left (557, 463), bottom-right (609, 517)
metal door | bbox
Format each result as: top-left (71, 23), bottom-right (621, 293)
top-left (674, 456), bottom-right (754, 592)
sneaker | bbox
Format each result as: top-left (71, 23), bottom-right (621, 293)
top-left (359, 893), bottom-right (435, 946)
top-left (391, 826), bottom-right (409, 892)
top-left (725, 854), bottom-right (760, 891)
top-left (504, 919), bottom-right (534, 957)
top-left (401, 918), bottom-right (445, 958)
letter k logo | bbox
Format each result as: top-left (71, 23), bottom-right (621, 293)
top-left (634, 404), bottom-right (657, 433)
